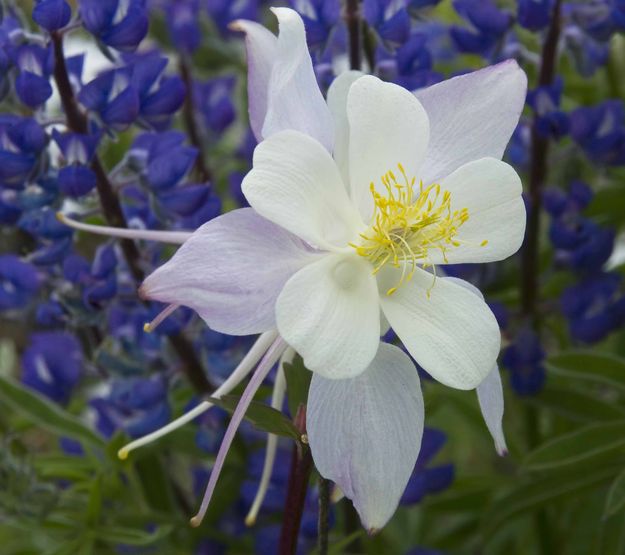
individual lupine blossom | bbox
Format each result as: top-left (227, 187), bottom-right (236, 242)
top-left (21, 331), bottom-right (83, 405)
top-left (526, 78), bottom-right (569, 140)
top-left (450, 0), bottom-right (513, 59)
top-left (569, 101), bottom-right (625, 165)
top-left (502, 328), bottom-right (546, 396)
top-left (59, 7), bottom-right (526, 531)
top-left (79, 0), bottom-right (149, 52)
top-left (52, 130), bottom-right (101, 197)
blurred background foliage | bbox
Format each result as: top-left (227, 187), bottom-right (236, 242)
top-left (2, 0), bottom-right (625, 554)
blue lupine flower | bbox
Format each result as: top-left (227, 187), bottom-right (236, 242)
top-left (78, 66), bottom-right (141, 130)
top-left (21, 331), bottom-right (83, 404)
top-left (194, 77), bottom-right (236, 134)
top-left (563, 24), bottom-right (610, 77)
top-left (30, 236), bottom-right (74, 266)
top-left (288, 0), bottom-right (340, 51)
top-left (35, 300), bottom-right (66, 327)
top-left (363, 0), bottom-right (411, 50)
top-left (0, 116), bottom-right (47, 187)
top-left (377, 33), bottom-right (442, 90)
top-left (159, 185), bottom-right (222, 228)
top-left (129, 52), bottom-right (186, 130)
top-left (11, 44), bottom-right (54, 108)
top-left (79, 0), bottom-right (148, 52)
top-left (53, 130), bottom-right (101, 197)
top-left (569, 0), bottom-right (625, 42)
top-left (517, 0), bottom-right (554, 31)
top-left (83, 243), bottom-right (118, 306)
top-left (400, 428), bottom-right (454, 505)
top-left (569, 101), bottom-right (625, 165)
top-left (545, 183), bottom-right (615, 272)
top-left (0, 255), bottom-right (40, 310)
top-left (451, 0), bottom-right (513, 57)
top-left (502, 328), bottom-right (546, 396)
top-left (90, 375), bottom-right (170, 438)
top-left (561, 273), bottom-right (625, 343)
top-left (32, 0), bottom-right (72, 31)
top-left (163, 0), bottom-right (202, 53)
top-left (527, 78), bottom-right (569, 140)
top-left (130, 131), bottom-right (197, 191)
top-left (18, 207), bottom-right (73, 240)
top-left (206, 0), bottom-right (259, 36)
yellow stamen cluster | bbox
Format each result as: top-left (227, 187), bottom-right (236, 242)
top-left (351, 163), bottom-right (483, 295)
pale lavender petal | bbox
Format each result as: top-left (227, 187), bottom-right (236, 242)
top-left (477, 365), bottom-right (508, 456)
top-left (307, 342), bottom-right (424, 532)
top-left (262, 8), bottom-right (334, 151)
top-left (230, 19), bottom-right (278, 142)
top-left (141, 208), bottom-right (316, 335)
top-left (191, 337), bottom-right (287, 527)
top-left (415, 60), bottom-right (527, 185)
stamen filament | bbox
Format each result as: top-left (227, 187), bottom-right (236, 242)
top-left (143, 304), bottom-right (179, 333)
top-left (117, 329), bottom-right (279, 460)
top-left (190, 336), bottom-right (288, 528)
top-left (57, 212), bottom-right (193, 244)
top-left (244, 348), bottom-right (292, 526)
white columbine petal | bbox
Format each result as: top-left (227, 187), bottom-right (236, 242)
top-left (307, 342), bottom-right (424, 532)
top-left (428, 157), bottom-right (525, 265)
top-left (415, 59), bottom-right (527, 185)
top-left (261, 8), bottom-right (334, 151)
top-left (326, 70), bottom-right (363, 186)
top-left (242, 130), bottom-right (364, 250)
top-left (276, 253), bottom-right (380, 379)
top-left (347, 75), bottom-right (430, 221)
top-left (140, 208), bottom-right (315, 335)
top-left (379, 267), bottom-right (500, 390)
top-left (477, 365), bottom-right (508, 456)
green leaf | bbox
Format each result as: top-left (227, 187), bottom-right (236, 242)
top-left (546, 351), bottom-right (625, 393)
top-left (604, 468), bottom-right (625, 518)
top-left (523, 421), bottom-right (625, 472)
top-left (209, 395), bottom-right (301, 441)
top-left (527, 384), bottom-right (625, 422)
top-left (283, 355), bottom-right (312, 418)
top-left (482, 464), bottom-right (620, 539)
top-left (96, 525), bottom-right (173, 546)
top-left (0, 376), bottom-right (104, 447)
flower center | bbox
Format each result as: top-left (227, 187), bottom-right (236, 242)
top-left (350, 163), bottom-right (483, 295)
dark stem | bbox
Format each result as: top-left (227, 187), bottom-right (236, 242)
top-left (344, 0), bottom-right (362, 71)
top-left (278, 405), bottom-right (313, 555)
top-left (179, 57), bottom-right (212, 182)
top-left (318, 478), bottom-right (330, 555)
top-left (520, 0), bottom-right (563, 323)
top-left (51, 32), bottom-right (213, 394)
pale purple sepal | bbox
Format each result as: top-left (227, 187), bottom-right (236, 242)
top-left (140, 208), bottom-right (316, 336)
top-left (415, 59), bottom-right (527, 185)
top-left (231, 20), bottom-right (278, 142)
top-left (307, 342), bottom-right (424, 532)
top-left (477, 365), bottom-right (508, 456)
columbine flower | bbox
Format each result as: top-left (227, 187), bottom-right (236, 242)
top-left (59, 7), bottom-right (526, 532)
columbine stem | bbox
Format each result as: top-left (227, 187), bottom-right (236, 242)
top-left (51, 31), bottom-right (213, 394)
top-left (520, 0), bottom-right (563, 324)
top-left (344, 0), bottom-right (362, 71)
top-left (318, 478), bottom-right (331, 555)
top-left (278, 405), bottom-right (313, 555)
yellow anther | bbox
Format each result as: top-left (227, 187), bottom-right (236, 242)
top-left (351, 163), bottom-right (484, 295)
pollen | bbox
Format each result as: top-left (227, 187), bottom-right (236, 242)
top-left (350, 163), bottom-right (481, 295)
